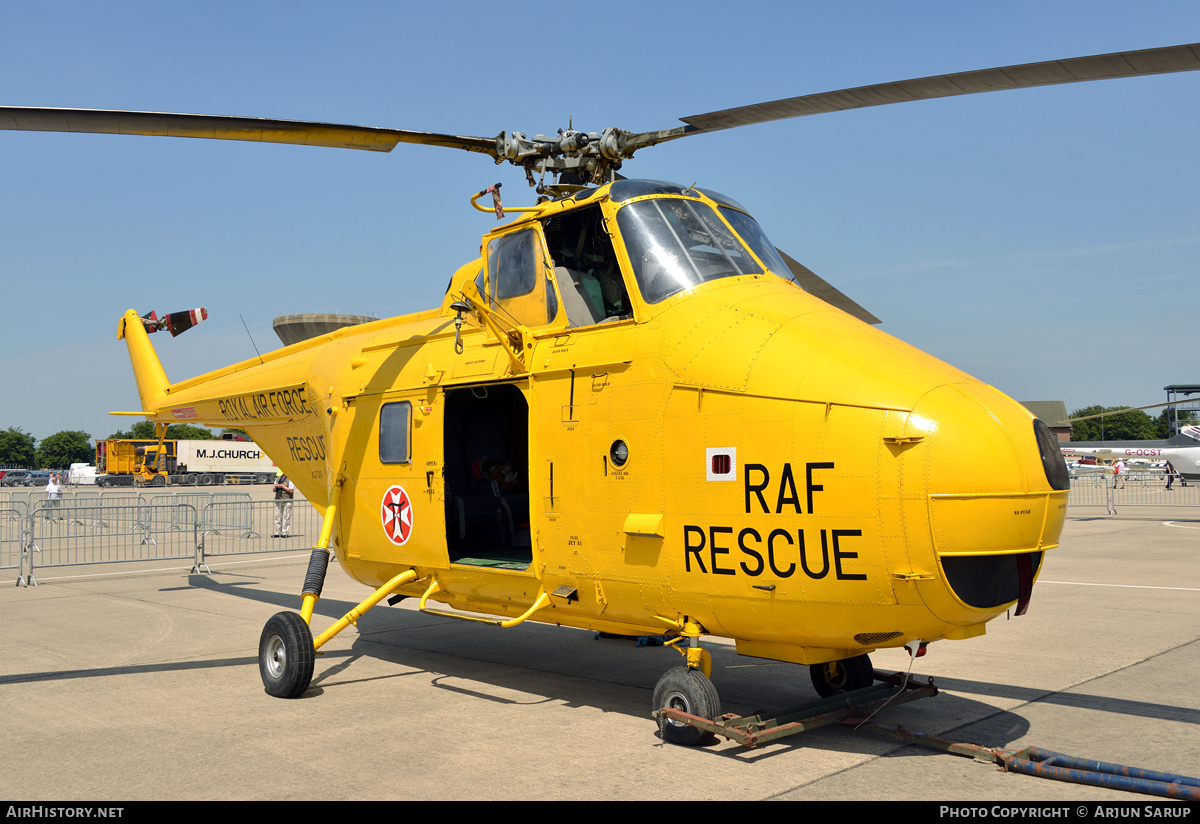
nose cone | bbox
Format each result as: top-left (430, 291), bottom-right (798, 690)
top-left (911, 381), bottom-right (1068, 622)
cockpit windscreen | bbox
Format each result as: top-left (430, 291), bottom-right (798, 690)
top-left (617, 198), bottom-right (761, 304)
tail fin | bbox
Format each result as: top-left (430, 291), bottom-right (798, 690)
top-left (117, 309), bottom-right (170, 413)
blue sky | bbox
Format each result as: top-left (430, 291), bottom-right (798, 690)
top-left (2, 1), bottom-right (1198, 445)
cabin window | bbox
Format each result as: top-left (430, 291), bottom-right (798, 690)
top-left (379, 401), bottom-right (412, 464)
top-left (617, 198), bottom-right (761, 304)
top-left (485, 228), bottom-right (558, 328)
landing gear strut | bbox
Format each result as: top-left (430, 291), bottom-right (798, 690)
top-left (651, 617), bottom-right (722, 746)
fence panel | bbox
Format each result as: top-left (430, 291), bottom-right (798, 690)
top-left (1067, 472), bottom-right (1113, 511)
top-left (29, 502), bottom-right (199, 569)
top-left (201, 499), bottom-right (320, 559)
top-left (1109, 470), bottom-right (1200, 508)
top-left (0, 506), bottom-right (26, 573)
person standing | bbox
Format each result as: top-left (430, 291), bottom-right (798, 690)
top-left (45, 472), bottom-right (61, 518)
top-left (273, 470), bottom-right (295, 537)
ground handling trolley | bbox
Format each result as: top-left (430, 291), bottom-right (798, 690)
top-left (653, 669), bottom-right (936, 749)
top-left (654, 669), bottom-right (1200, 800)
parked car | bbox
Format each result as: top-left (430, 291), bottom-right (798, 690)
top-left (2, 470), bottom-right (32, 487)
top-left (28, 470), bottom-right (52, 488)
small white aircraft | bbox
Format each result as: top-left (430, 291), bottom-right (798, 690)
top-left (1061, 426), bottom-right (1200, 480)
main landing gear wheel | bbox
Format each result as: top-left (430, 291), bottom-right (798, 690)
top-left (653, 666), bottom-right (721, 747)
top-left (259, 611), bottom-right (314, 698)
top-left (809, 653), bottom-right (873, 698)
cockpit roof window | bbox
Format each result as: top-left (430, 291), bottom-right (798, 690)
top-left (695, 188), bottom-right (750, 214)
top-left (617, 198), bottom-right (761, 304)
top-left (608, 179), bottom-right (699, 203)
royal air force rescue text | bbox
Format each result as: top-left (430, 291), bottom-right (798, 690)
top-left (684, 462), bottom-right (867, 582)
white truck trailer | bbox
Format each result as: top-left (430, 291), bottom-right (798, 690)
top-left (96, 438), bottom-right (278, 487)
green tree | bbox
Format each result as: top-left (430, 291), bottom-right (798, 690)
top-left (0, 427), bottom-right (36, 467)
top-left (108, 422), bottom-right (217, 440)
top-left (1069, 406), bottom-right (1159, 442)
top-left (1156, 408), bottom-right (1198, 439)
top-left (108, 421), bottom-right (156, 440)
top-left (167, 424), bottom-right (217, 440)
top-left (36, 431), bottom-right (93, 469)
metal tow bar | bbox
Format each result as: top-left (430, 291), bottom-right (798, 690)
top-left (853, 725), bottom-right (1200, 801)
top-left (653, 670), bottom-right (937, 749)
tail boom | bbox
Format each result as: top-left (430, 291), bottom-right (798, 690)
top-left (117, 309), bottom-right (170, 415)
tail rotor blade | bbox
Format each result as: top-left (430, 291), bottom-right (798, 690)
top-left (165, 307), bottom-right (208, 337)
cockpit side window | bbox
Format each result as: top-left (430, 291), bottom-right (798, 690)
top-left (485, 228), bottom-right (558, 328)
top-left (617, 198), bottom-right (761, 304)
top-left (543, 205), bottom-right (631, 327)
top-left (716, 207), bottom-right (798, 286)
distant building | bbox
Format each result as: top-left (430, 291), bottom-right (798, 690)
top-left (1020, 401), bottom-right (1070, 442)
top-left (1163, 385), bottom-right (1200, 437)
top-left (272, 314), bottom-right (376, 347)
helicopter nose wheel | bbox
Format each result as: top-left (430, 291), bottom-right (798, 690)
top-left (259, 611), bottom-right (315, 698)
top-left (652, 666), bottom-right (721, 746)
top-left (809, 653), bottom-right (873, 698)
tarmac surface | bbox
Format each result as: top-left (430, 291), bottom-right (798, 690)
top-left (2, 499), bottom-right (1198, 801)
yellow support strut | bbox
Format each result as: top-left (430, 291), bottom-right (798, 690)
top-left (297, 497), bottom-right (420, 651)
top-left (312, 568), bottom-right (418, 652)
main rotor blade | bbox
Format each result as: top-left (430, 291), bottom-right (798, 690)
top-left (0, 107), bottom-right (499, 156)
top-left (777, 250), bottom-right (880, 325)
top-left (627, 42), bottom-right (1200, 150)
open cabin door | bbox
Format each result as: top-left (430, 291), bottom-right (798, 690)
top-left (441, 381), bottom-right (533, 571)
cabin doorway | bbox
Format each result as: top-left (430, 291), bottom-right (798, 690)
top-left (442, 382), bottom-right (532, 570)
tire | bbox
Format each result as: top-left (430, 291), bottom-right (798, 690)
top-left (199, 474), bottom-right (213, 485)
top-left (150, 475), bottom-right (166, 487)
top-left (809, 653), bottom-right (873, 698)
top-left (652, 666), bottom-right (721, 746)
top-left (259, 611), bottom-right (315, 699)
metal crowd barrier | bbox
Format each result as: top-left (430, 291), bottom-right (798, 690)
top-left (1, 506), bottom-right (27, 576)
top-left (200, 499), bottom-right (320, 558)
top-left (30, 502), bottom-right (199, 572)
top-left (6, 492), bottom-right (320, 587)
top-left (1068, 470), bottom-right (1199, 515)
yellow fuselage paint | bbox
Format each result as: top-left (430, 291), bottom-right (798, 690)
top-left (118, 183), bottom-right (1067, 666)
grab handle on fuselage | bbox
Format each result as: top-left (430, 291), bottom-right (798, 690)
top-left (419, 579), bottom-right (552, 627)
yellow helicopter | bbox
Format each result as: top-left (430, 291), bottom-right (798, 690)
top-left (3, 41), bottom-right (1196, 746)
